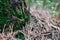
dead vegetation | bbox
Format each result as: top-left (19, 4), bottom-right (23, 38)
top-left (24, 6), bottom-right (60, 40)
top-left (0, 5), bottom-right (60, 40)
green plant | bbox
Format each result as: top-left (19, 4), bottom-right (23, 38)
top-left (0, 0), bottom-right (30, 40)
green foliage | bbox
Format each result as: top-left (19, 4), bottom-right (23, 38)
top-left (0, 0), bottom-right (29, 28)
top-left (0, 0), bottom-right (30, 40)
top-left (15, 32), bottom-right (25, 40)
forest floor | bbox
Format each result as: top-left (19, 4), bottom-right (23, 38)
top-left (0, 6), bottom-right (60, 40)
